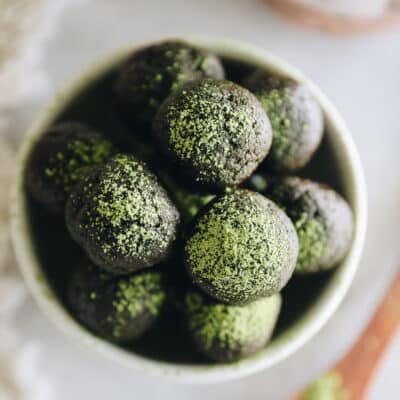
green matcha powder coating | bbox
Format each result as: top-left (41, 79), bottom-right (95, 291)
top-left (66, 154), bottom-right (180, 274)
top-left (109, 271), bottom-right (166, 340)
top-left (265, 176), bottom-right (353, 273)
top-left (245, 71), bottom-right (323, 171)
top-left (184, 190), bottom-right (298, 304)
top-left (154, 79), bottom-right (272, 188)
top-left (68, 261), bottom-right (167, 342)
top-left (114, 40), bottom-right (225, 125)
top-left (185, 290), bottom-right (281, 362)
top-left (44, 134), bottom-right (116, 192)
top-left (25, 122), bottom-right (117, 212)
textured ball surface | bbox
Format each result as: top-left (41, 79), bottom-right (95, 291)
top-left (68, 259), bottom-right (166, 342)
top-left (265, 176), bottom-right (353, 273)
top-left (65, 154), bottom-right (180, 274)
top-left (153, 79), bottom-right (272, 188)
top-left (114, 40), bottom-right (224, 126)
top-left (25, 122), bottom-right (117, 213)
top-left (245, 70), bottom-right (323, 171)
top-left (184, 190), bottom-right (298, 304)
top-left (184, 290), bottom-right (281, 362)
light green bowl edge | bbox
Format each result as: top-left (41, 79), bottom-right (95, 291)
top-left (9, 36), bottom-right (367, 383)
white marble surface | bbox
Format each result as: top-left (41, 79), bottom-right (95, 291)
top-left (13, 1), bottom-right (400, 399)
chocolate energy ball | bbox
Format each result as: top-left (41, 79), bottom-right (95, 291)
top-left (265, 176), bottom-right (353, 273)
top-left (25, 122), bottom-right (117, 213)
top-left (68, 259), bottom-right (166, 342)
top-left (184, 190), bottom-right (298, 305)
top-left (244, 70), bottom-right (323, 172)
top-left (114, 40), bottom-right (224, 127)
top-left (65, 154), bottom-right (180, 274)
top-left (153, 79), bottom-right (272, 189)
top-left (184, 290), bottom-right (281, 362)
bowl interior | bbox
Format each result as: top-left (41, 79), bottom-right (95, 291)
top-left (12, 38), bottom-right (366, 382)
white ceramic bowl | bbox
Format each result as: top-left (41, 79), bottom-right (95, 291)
top-left (10, 38), bottom-right (367, 383)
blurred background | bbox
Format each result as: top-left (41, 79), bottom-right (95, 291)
top-left (1, 1), bottom-right (399, 399)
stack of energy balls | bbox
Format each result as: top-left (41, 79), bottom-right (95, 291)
top-left (25, 40), bottom-right (353, 363)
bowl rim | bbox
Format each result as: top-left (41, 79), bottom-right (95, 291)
top-left (10, 37), bottom-right (367, 383)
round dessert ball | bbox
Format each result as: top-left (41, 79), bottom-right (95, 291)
top-left (25, 122), bottom-right (117, 213)
top-left (265, 176), bottom-right (353, 273)
top-left (114, 40), bottom-right (225, 127)
top-left (184, 290), bottom-right (281, 362)
top-left (68, 259), bottom-right (166, 342)
top-left (244, 70), bottom-right (323, 172)
top-left (65, 154), bottom-right (180, 274)
top-left (184, 190), bottom-right (298, 305)
top-left (153, 79), bottom-right (272, 189)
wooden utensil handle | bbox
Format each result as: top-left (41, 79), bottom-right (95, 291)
top-left (296, 269), bottom-right (400, 399)
top-left (266, 0), bottom-right (400, 33)
top-left (335, 269), bottom-right (400, 399)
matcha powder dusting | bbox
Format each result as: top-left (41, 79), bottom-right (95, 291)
top-left (25, 121), bottom-right (117, 212)
top-left (110, 271), bottom-right (167, 339)
top-left (153, 79), bottom-right (272, 188)
top-left (265, 176), bottom-right (353, 273)
top-left (185, 290), bottom-right (281, 362)
top-left (114, 40), bottom-right (225, 126)
top-left (68, 260), bottom-right (167, 342)
top-left (66, 154), bottom-right (180, 274)
top-left (184, 190), bottom-right (298, 305)
top-left (244, 71), bottom-right (323, 172)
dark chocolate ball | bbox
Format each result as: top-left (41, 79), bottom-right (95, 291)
top-left (184, 190), bottom-right (298, 305)
top-left (153, 79), bottom-right (272, 189)
top-left (68, 259), bottom-right (166, 342)
top-left (244, 70), bottom-right (323, 171)
top-left (65, 154), bottom-right (180, 274)
top-left (25, 122), bottom-right (117, 213)
top-left (114, 40), bottom-right (224, 127)
top-left (184, 290), bottom-right (281, 362)
top-left (265, 176), bottom-right (353, 273)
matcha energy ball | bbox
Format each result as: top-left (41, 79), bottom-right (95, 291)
top-left (154, 79), bottom-right (272, 188)
top-left (184, 190), bottom-right (298, 304)
top-left (66, 154), bottom-right (180, 274)
top-left (114, 40), bottom-right (225, 127)
top-left (184, 290), bottom-right (281, 362)
top-left (245, 70), bottom-right (323, 171)
top-left (68, 259), bottom-right (166, 342)
top-left (25, 122), bottom-right (117, 213)
top-left (265, 176), bottom-right (353, 273)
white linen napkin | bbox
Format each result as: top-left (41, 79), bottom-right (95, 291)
top-left (0, 1), bottom-right (84, 399)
